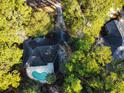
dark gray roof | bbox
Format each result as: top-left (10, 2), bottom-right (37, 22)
top-left (23, 30), bottom-right (69, 67)
top-left (32, 45), bottom-right (58, 64)
top-left (102, 20), bottom-right (122, 54)
top-left (23, 39), bottom-right (59, 66)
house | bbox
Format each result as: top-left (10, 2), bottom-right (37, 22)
top-left (23, 30), bottom-right (69, 83)
top-left (101, 7), bottom-right (124, 61)
top-left (23, 0), bottom-right (69, 83)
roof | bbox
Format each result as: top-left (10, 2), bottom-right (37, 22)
top-left (102, 20), bottom-right (122, 54)
top-left (22, 28), bottom-right (69, 76)
top-left (115, 19), bottom-right (124, 44)
top-left (29, 45), bottom-right (59, 66)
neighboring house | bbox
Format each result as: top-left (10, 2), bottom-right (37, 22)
top-left (102, 7), bottom-right (124, 61)
top-left (102, 20), bottom-right (122, 54)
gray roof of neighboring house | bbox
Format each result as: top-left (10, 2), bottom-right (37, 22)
top-left (115, 20), bottom-right (124, 44)
top-left (102, 20), bottom-right (122, 54)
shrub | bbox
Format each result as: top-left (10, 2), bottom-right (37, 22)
top-left (46, 73), bottom-right (56, 84)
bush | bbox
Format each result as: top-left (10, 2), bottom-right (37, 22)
top-left (46, 73), bottom-right (56, 84)
top-left (19, 80), bottom-right (41, 93)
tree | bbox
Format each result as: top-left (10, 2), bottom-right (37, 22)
top-left (107, 60), bottom-right (124, 93)
top-left (24, 9), bottom-right (53, 37)
top-left (19, 80), bottom-right (41, 93)
top-left (64, 74), bottom-right (82, 93)
top-left (0, 0), bottom-right (32, 43)
top-left (65, 42), bottom-right (112, 92)
top-left (62, 0), bottom-right (84, 37)
top-left (0, 46), bottom-right (22, 90)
